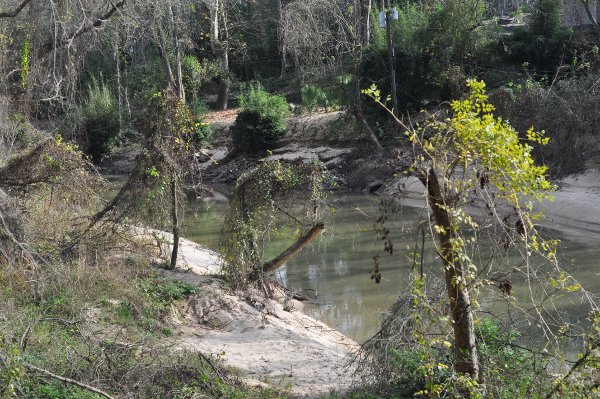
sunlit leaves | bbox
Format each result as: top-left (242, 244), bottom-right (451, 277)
top-left (449, 80), bottom-right (554, 204)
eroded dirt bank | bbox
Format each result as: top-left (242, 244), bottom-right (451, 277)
top-left (103, 111), bottom-right (399, 194)
top-left (199, 110), bottom-right (395, 192)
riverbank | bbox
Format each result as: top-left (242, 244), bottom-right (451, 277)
top-left (541, 169), bottom-right (600, 239)
top-left (102, 110), bottom-right (397, 193)
top-left (143, 231), bottom-right (359, 398)
top-left (385, 169), bottom-right (600, 242)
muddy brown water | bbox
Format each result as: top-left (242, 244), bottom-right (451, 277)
top-left (186, 193), bottom-right (600, 345)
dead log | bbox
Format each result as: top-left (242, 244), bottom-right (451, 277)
top-left (262, 222), bottom-right (325, 273)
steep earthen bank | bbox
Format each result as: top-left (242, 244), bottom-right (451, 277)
top-left (197, 110), bottom-right (402, 193)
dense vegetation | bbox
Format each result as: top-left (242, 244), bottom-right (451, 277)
top-left (1, 0), bottom-right (600, 398)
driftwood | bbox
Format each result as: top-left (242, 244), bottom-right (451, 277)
top-left (262, 222), bottom-right (325, 273)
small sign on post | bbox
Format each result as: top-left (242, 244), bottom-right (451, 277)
top-left (378, 11), bottom-right (386, 28)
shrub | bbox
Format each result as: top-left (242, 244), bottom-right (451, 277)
top-left (231, 110), bottom-right (287, 152)
top-left (189, 98), bottom-right (211, 116)
top-left (136, 274), bottom-right (196, 316)
top-left (301, 84), bottom-right (328, 114)
top-left (421, 0), bottom-right (486, 62)
top-left (81, 79), bottom-right (120, 161)
top-left (238, 83), bottom-right (289, 122)
top-left (232, 84), bottom-right (289, 152)
top-left (187, 98), bottom-right (213, 144)
top-left (375, 319), bottom-right (549, 398)
top-left (193, 119), bottom-right (213, 145)
top-left (502, 0), bottom-right (577, 75)
top-left (0, 113), bottom-right (39, 158)
top-left (182, 54), bottom-right (202, 102)
top-left (531, 0), bottom-right (562, 38)
top-left (24, 381), bottom-right (105, 399)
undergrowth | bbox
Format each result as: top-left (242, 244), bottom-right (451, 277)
top-left (0, 249), bottom-right (286, 399)
top-left (0, 133), bottom-right (286, 399)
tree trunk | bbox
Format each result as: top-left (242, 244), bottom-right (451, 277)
top-left (216, 81), bottom-right (229, 110)
top-left (418, 168), bottom-right (480, 382)
top-left (364, 0), bottom-right (372, 44)
top-left (353, 103), bottom-right (384, 153)
top-left (357, 0), bottom-right (372, 46)
top-left (579, 0), bottom-right (600, 35)
top-left (208, 0), bottom-right (229, 110)
top-left (168, 2), bottom-right (185, 101)
top-left (169, 177), bottom-right (180, 270)
top-left (155, 24), bottom-right (176, 91)
top-left (114, 35), bottom-right (123, 132)
top-left (262, 223), bottom-right (325, 273)
top-left (276, 0), bottom-right (287, 78)
top-left (384, 0), bottom-right (398, 116)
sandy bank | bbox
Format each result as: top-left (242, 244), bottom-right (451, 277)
top-left (388, 169), bottom-right (600, 241)
top-left (137, 231), bottom-right (359, 398)
top-left (540, 169), bottom-right (600, 239)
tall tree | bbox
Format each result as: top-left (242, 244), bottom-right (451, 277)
top-left (365, 80), bottom-right (561, 383)
top-left (0, 0), bottom-right (126, 109)
top-left (281, 0), bottom-right (383, 152)
top-left (203, 0), bottom-right (230, 110)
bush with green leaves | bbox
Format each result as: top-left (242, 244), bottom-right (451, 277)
top-left (137, 274), bottom-right (196, 311)
top-left (232, 84), bottom-right (289, 152)
top-left (23, 381), bottom-right (104, 399)
top-left (232, 110), bottom-right (287, 152)
top-left (187, 98), bottom-right (213, 144)
top-left (531, 0), bottom-right (562, 38)
top-left (182, 55), bottom-right (202, 101)
top-left (300, 84), bottom-right (328, 114)
top-left (500, 0), bottom-right (582, 76)
top-left (237, 83), bottom-right (290, 122)
top-left (189, 98), bottom-right (211, 116)
top-left (81, 79), bottom-right (120, 161)
top-left (366, 318), bottom-right (551, 398)
top-left (193, 119), bottom-right (213, 145)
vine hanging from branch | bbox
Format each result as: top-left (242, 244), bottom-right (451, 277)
top-left (220, 160), bottom-right (330, 289)
top-left (75, 89), bottom-right (202, 269)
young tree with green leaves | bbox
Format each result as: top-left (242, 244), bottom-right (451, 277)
top-left (364, 80), bottom-right (595, 392)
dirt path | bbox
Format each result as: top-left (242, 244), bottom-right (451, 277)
top-left (149, 234), bottom-right (359, 398)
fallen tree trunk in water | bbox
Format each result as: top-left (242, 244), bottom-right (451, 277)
top-left (262, 222), bottom-right (325, 273)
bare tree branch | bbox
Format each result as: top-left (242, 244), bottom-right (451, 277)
top-left (0, 0), bottom-right (33, 19)
top-left (40, 0), bottom-right (126, 56)
top-left (24, 363), bottom-right (116, 399)
top-left (579, 0), bottom-right (600, 35)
